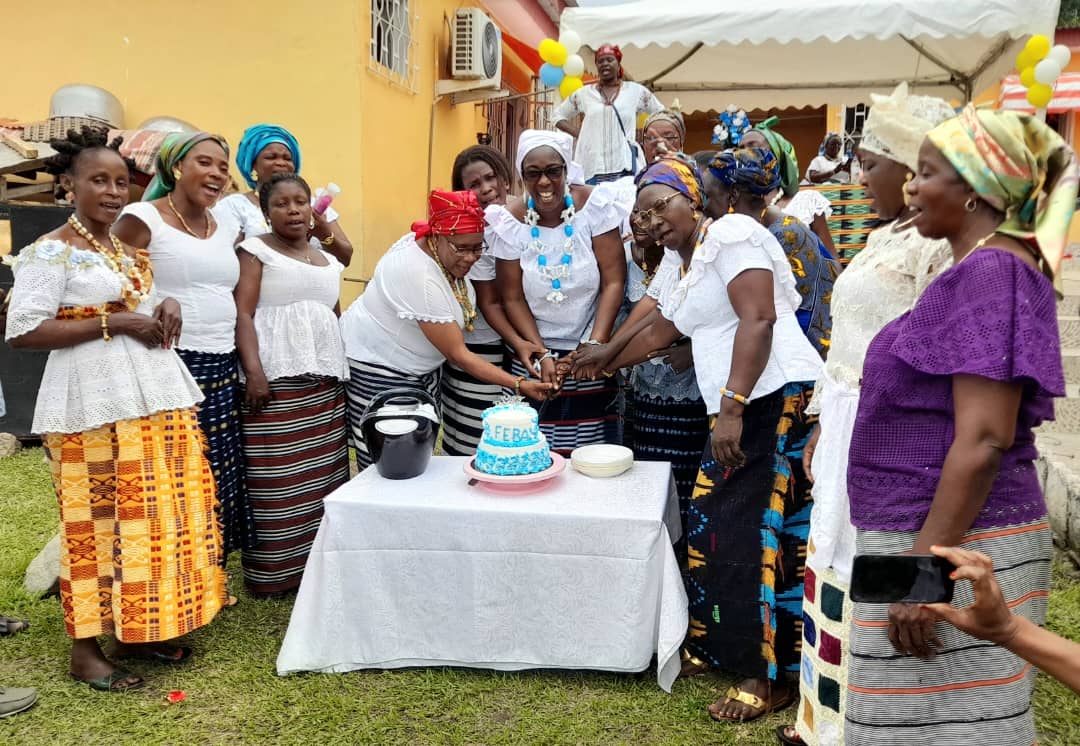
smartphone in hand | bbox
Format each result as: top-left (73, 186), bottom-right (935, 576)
top-left (849, 553), bottom-right (956, 604)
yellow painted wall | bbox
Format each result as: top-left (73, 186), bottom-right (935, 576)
top-left (0, 0), bottom-right (495, 306)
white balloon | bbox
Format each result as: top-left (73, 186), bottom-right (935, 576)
top-left (1035, 58), bottom-right (1062, 85)
top-left (558, 30), bottom-right (582, 54)
top-left (563, 54), bottom-right (585, 78)
top-left (1049, 44), bottom-right (1073, 69)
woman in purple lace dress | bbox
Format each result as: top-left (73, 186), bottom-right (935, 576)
top-left (844, 107), bottom-right (1076, 745)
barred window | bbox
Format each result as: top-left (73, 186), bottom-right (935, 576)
top-left (370, 0), bottom-right (414, 87)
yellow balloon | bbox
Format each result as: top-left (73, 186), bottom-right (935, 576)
top-left (538, 38), bottom-right (568, 67)
top-left (1027, 82), bottom-right (1054, 108)
top-left (1025, 34), bottom-right (1052, 61)
top-left (1020, 66), bottom-right (1037, 87)
top-left (559, 76), bottom-right (583, 98)
top-left (1016, 49), bottom-right (1035, 72)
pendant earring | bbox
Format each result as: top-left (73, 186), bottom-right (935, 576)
top-left (251, 169), bottom-right (259, 184)
top-left (172, 167), bottom-right (182, 181)
top-left (309, 216), bottom-right (315, 230)
top-left (727, 204), bottom-right (736, 214)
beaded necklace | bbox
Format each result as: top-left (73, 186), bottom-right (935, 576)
top-left (679, 216), bottom-right (714, 278)
top-left (427, 238), bottom-right (477, 332)
top-left (67, 215), bottom-right (152, 310)
top-left (525, 189), bottom-right (576, 304)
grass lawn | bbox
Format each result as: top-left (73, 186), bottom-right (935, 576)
top-left (0, 447), bottom-right (1078, 745)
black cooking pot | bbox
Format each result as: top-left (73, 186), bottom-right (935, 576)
top-left (359, 388), bottom-right (440, 479)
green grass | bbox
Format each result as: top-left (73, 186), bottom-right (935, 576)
top-left (0, 447), bottom-right (1078, 745)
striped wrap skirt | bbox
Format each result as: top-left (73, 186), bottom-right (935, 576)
top-left (345, 359), bottom-right (442, 471)
top-left (844, 519), bottom-right (1052, 746)
top-left (508, 352), bottom-right (621, 456)
top-left (440, 341), bottom-right (505, 456)
top-left (240, 375), bottom-right (350, 596)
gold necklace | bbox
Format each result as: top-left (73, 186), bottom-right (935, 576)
top-left (957, 230), bottom-right (999, 265)
top-left (67, 215), bottom-right (152, 309)
top-left (167, 192), bottom-right (214, 239)
top-left (427, 239), bottom-right (477, 332)
top-left (270, 233), bottom-right (313, 264)
top-left (680, 217), bottom-right (714, 277)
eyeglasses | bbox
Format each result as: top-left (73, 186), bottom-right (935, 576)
top-left (442, 236), bottom-right (487, 257)
top-left (522, 165), bottom-right (566, 183)
top-left (632, 192), bottom-right (686, 227)
top-left (643, 133), bottom-right (681, 147)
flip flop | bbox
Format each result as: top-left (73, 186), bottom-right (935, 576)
top-left (776, 724), bottom-right (805, 744)
top-left (70, 669), bottom-right (145, 692)
top-left (111, 645), bottom-right (193, 664)
top-left (0, 617), bottom-right (29, 637)
top-left (709, 685), bottom-right (794, 723)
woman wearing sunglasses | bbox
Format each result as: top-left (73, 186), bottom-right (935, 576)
top-left (340, 189), bottom-right (553, 471)
top-left (490, 130), bottom-right (628, 455)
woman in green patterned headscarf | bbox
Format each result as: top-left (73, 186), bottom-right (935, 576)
top-left (143, 132), bottom-right (230, 201)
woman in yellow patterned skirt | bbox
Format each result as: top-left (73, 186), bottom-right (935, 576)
top-left (4, 127), bottom-right (226, 692)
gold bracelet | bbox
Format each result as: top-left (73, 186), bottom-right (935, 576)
top-left (321, 233), bottom-right (336, 247)
top-left (100, 311), bottom-right (112, 342)
top-left (719, 387), bottom-right (748, 405)
top-left (514, 375), bottom-right (525, 395)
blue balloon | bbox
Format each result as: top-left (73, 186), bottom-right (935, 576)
top-left (539, 63), bottom-right (565, 88)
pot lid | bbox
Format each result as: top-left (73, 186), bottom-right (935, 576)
top-left (375, 419), bottom-right (420, 436)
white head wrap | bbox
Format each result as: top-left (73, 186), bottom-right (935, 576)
top-left (516, 129), bottom-right (585, 185)
top-left (861, 83), bottom-right (957, 172)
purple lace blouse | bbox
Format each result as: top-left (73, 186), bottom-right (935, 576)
top-left (848, 249), bottom-right (1065, 532)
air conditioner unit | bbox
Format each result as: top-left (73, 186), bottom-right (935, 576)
top-left (452, 8), bottom-right (502, 85)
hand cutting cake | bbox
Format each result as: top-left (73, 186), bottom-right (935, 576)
top-left (474, 400), bottom-right (553, 476)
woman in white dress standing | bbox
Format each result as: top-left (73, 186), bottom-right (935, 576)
top-left (553, 44), bottom-right (664, 184)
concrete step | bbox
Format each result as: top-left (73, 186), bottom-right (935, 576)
top-left (1041, 391), bottom-right (1080, 433)
top-left (1061, 316), bottom-right (1080, 348)
top-left (1060, 296), bottom-right (1079, 316)
top-left (1036, 432), bottom-right (1080, 547)
top-left (1064, 348), bottom-right (1080, 385)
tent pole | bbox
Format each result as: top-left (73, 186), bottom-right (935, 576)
top-left (644, 42), bottom-right (704, 87)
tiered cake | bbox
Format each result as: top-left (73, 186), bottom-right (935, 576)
top-left (474, 400), bottom-right (553, 476)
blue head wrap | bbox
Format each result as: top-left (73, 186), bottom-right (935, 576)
top-left (707, 147), bottom-right (781, 197)
top-left (236, 124), bottom-right (301, 188)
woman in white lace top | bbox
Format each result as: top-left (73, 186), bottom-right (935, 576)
top-left (784, 83), bottom-right (955, 746)
top-left (490, 130), bottom-right (629, 455)
top-left (5, 127), bottom-right (225, 692)
top-left (233, 174), bottom-right (350, 598)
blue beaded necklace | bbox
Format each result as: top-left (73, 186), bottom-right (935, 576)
top-left (525, 190), bottom-right (576, 305)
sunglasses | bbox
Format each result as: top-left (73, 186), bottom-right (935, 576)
top-left (522, 165), bottom-right (566, 183)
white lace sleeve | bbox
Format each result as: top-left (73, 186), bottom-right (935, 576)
top-left (784, 190), bottom-right (832, 226)
top-left (581, 181), bottom-right (631, 237)
top-left (486, 205), bottom-right (524, 261)
top-left (805, 375), bottom-right (827, 416)
top-left (5, 242), bottom-right (68, 341)
top-left (913, 237), bottom-right (954, 299)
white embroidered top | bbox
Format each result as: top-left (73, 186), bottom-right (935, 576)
top-left (807, 222), bottom-right (953, 413)
top-left (340, 234), bottom-right (476, 375)
top-left (5, 240), bottom-right (203, 434)
top-left (238, 237), bottom-right (348, 382)
top-left (783, 190), bottom-right (833, 227)
top-left (551, 81), bottom-right (664, 180)
top-left (212, 192), bottom-right (339, 251)
top-left (660, 214), bottom-right (822, 414)
top-left (120, 201), bottom-right (240, 354)
top-left (487, 185), bottom-right (628, 351)
top-left (464, 251), bottom-right (500, 346)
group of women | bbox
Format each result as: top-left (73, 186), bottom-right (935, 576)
top-left (2, 77), bottom-right (1074, 746)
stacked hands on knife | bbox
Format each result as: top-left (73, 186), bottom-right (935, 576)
top-left (518, 339), bottom-right (692, 400)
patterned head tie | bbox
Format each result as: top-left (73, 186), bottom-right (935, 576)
top-left (707, 147), bottom-right (781, 197)
top-left (411, 189), bottom-right (486, 238)
top-left (635, 153), bottom-right (706, 209)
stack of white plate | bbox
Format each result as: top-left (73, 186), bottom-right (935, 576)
top-left (570, 444), bottom-right (634, 478)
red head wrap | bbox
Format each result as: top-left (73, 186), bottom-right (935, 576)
top-left (411, 189), bottom-right (486, 238)
top-left (594, 44), bottom-right (624, 79)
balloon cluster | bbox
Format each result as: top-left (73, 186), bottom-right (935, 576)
top-left (712, 105), bottom-right (751, 147)
top-left (1016, 34), bottom-right (1072, 109)
top-left (538, 30), bottom-right (586, 99)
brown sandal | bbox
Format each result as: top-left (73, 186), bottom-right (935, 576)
top-left (709, 685), bottom-right (794, 723)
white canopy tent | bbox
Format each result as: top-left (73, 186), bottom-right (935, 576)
top-left (559, 0), bottom-right (1061, 113)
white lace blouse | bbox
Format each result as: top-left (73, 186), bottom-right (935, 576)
top-left (4, 240), bottom-right (203, 434)
top-left (340, 234), bottom-right (476, 376)
top-left (238, 237), bottom-right (348, 382)
top-left (783, 190), bottom-right (833, 227)
top-left (660, 214), bottom-right (823, 413)
top-left (488, 185), bottom-right (629, 351)
top-left (807, 222), bottom-right (953, 411)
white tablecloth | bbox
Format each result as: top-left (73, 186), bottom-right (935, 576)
top-left (276, 456), bottom-right (689, 691)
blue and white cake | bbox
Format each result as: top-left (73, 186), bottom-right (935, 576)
top-left (474, 401), bottom-right (552, 476)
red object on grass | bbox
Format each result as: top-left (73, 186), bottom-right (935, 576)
top-left (167, 690), bottom-right (186, 703)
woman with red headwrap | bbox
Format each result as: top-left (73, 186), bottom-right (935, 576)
top-left (553, 43), bottom-right (664, 184)
top-left (340, 189), bottom-right (553, 470)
